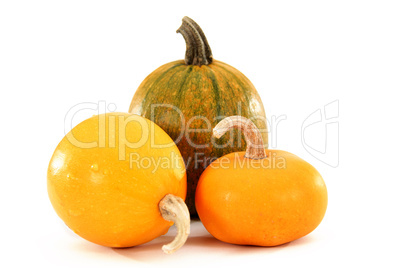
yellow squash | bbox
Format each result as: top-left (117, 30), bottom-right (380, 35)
top-left (48, 112), bottom-right (189, 253)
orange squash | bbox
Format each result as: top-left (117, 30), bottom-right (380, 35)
top-left (129, 17), bottom-right (268, 217)
top-left (195, 116), bottom-right (327, 246)
top-left (47, 112), bottom-right (189, 253)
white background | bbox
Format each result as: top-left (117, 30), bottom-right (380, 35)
top-left (1, 0), bottom-right (401, 267)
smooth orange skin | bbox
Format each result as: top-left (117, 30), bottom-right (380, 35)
top-left (195, 150), bottom-right (327, 246)
top-left (47, 113), bottom-right (186, 248)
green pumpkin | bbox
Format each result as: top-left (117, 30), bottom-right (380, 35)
top-left (129, 17), bottom-right (268, 217)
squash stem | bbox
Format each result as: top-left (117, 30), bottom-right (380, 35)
top-left (213, 116), bottom-right (267, 159)
top-left (159, 194), bottom-right (190, 254)
top-left (177, 16), bottom-right (213, 66)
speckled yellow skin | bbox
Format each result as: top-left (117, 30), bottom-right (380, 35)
top-left (47, 113), bottom-right (186, 248)
top-left (195, 150), bottom-right (327, 246)
top-left (129, 60), bottom-right (268, 216)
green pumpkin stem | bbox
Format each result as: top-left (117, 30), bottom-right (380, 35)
top-left (213, 116), bottom-right (267, 160)
top-left (177, 16), bottom-right (213, 66)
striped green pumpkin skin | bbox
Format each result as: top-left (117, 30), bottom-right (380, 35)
top-left (129, 59), bottom-right (268, 216)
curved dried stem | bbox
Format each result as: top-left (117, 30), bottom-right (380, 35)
top-left (213, 116), bottom-right (267, 159)
top-left (159, 194), bottom-right (190, 254)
